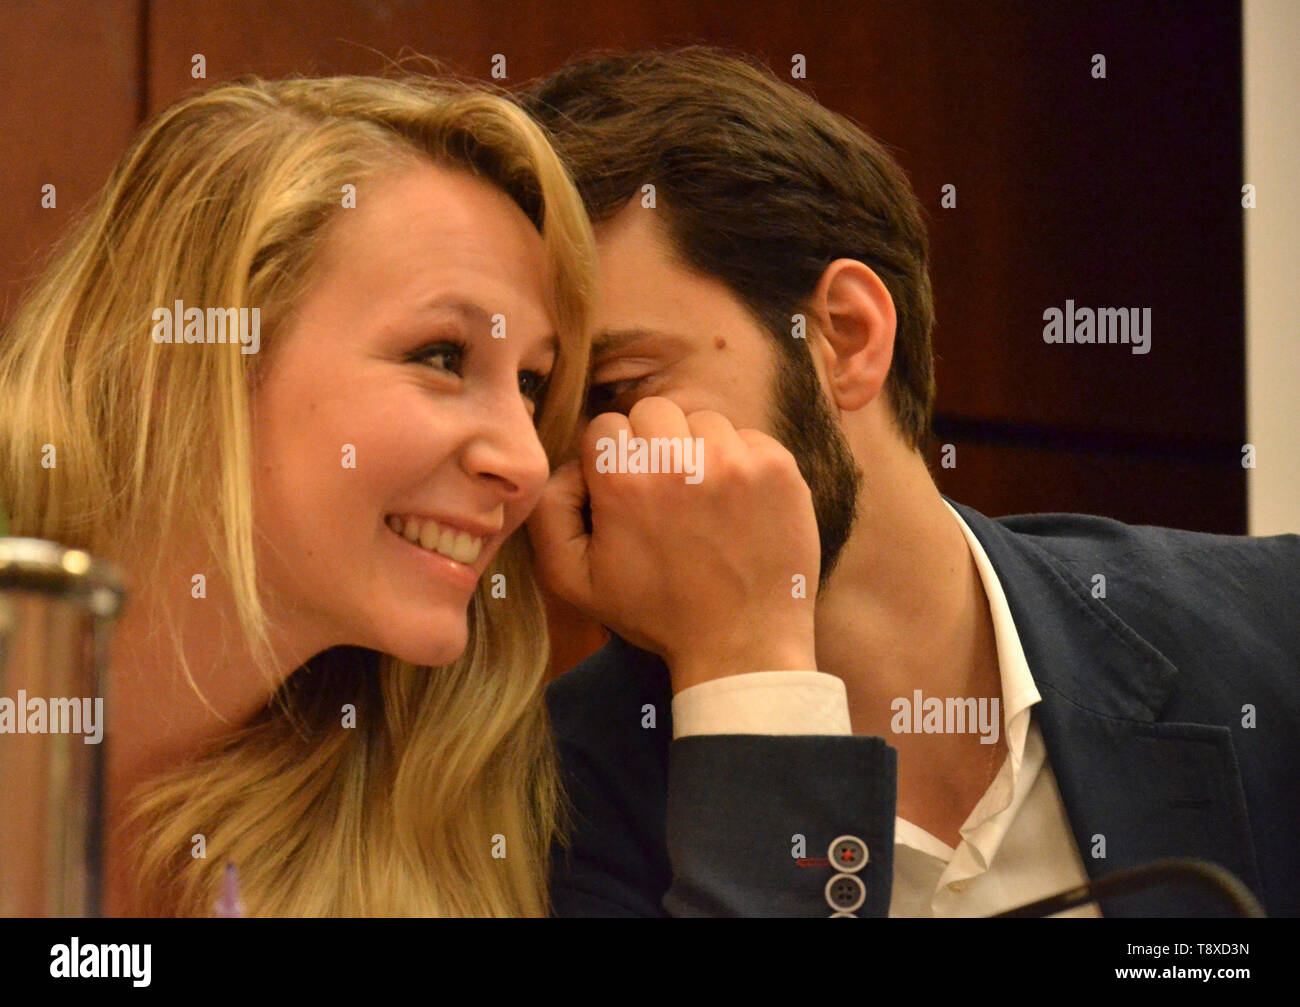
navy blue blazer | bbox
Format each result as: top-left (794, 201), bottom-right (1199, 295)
top-left (545, 501), bottom-right (1299, 916)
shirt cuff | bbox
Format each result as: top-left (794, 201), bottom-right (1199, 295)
top-left (671, 670), bottom-right (853, 739)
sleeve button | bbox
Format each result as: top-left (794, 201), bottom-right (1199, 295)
top-left (825, 873), bottom-right (866, 913)
top-left (828, 835), bottom-right (869, 873)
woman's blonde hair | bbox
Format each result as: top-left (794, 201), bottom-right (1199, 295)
top-left (0, 73), bottom-right (595, 915)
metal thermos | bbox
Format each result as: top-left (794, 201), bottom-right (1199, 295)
top-left (0, 538), bottom-right (125, 917)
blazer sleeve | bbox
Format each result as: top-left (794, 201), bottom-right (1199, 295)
top-left (662, 734), bottom-right (896, 916)
top-left (548, 721), bottom-right (898, 916)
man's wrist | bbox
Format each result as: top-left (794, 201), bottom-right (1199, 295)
top-left (668, 640), bottom-right (818, 693)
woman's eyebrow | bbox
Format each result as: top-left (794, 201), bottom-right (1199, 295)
top-left (416, 296), bottom-right (493, 327)
top-left (415, 296), bottom-right (558, 353)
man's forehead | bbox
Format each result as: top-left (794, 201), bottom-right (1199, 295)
top-left (590, 199), bottom-right (766, 360)
top-left (594, 197), bottom-right (675, 254)
top-left (590, 205), bottom-right (688, 353)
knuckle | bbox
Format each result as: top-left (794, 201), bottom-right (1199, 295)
top-left (764, 444), bottom-right (801, 478)
top-left (686, 408), bottom-right (730, 434)
top-left (627, 395), bottom-right (677, 423)
top-left (583, 412), bottom-right (626, 448)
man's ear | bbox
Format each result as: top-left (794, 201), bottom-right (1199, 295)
top-left (808, 258), bottom-right (896, 412)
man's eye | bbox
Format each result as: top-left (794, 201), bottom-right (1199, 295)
top-left (520, 370), bottom-right (550, 406)
top-left (585, 377), bottom-right (647, 417)
top-left (408, 340), bottom-right (464, 374)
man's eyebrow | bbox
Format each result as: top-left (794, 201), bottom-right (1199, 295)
top-left (592, 327), bottom-right (690, 356)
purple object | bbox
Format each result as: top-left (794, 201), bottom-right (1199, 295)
top-left (214, 862), bottom-right (245, 918)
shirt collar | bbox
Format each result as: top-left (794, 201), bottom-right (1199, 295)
top-left (942, 498), bottom-right (1041, 766)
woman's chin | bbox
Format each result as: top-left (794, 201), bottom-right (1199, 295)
top-left (383, 621), bottom-right (469, 668)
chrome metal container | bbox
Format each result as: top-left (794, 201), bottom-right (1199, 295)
top-left (0, 538), bottom-right (125, 917)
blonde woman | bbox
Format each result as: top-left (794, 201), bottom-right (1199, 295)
top-left (0, 74), bottom-right (595, 916)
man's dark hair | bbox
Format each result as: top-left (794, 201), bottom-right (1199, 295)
top-left (521, 46), bottom-right (937, 449)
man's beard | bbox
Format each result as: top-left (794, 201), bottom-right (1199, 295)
top-left (768, 350), bottom-right (864, 588)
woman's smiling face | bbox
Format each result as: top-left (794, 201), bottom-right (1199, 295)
top-left (250, 161), bottom-right (556, 667)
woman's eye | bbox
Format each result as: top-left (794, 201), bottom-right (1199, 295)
top-left (585, 377), bottom-right (647, 417)
top-left (408, 341), bottom-right (549, 413)
top-left (409, 341), bottom-right (464, 374)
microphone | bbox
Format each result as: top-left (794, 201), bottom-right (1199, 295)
top-left (990, 858), bottom-right (1266, 918)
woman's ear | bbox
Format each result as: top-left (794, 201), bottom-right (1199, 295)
top-left (807, 258), bottom-right (897, 412)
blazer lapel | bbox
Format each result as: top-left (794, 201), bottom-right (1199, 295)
top-left (949, 501), bottom-right (1261, 916)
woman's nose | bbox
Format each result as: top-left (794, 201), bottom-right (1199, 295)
top-left (459, 387), bottom-right (552, 504)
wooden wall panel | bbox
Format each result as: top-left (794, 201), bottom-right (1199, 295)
top-left (0, 0), bottom-right (141, 324)
top-left (927, 436), bottom-right (1244, 534)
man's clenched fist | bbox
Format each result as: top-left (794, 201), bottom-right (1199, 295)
top-left (528, 397), bottom-right (820, 692)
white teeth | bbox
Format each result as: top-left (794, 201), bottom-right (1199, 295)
top-left (450, 531), bottom-right (480, 564)
top-left (389, 515), bottom-right (484, 565)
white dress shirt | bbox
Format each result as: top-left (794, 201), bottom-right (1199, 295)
top-left (672, 500), bottom-right (1101, 917)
